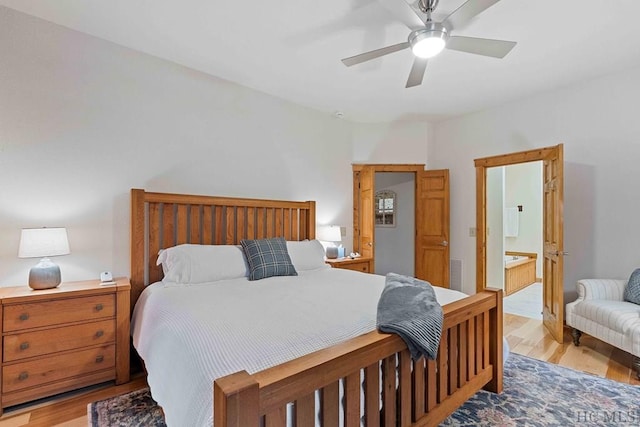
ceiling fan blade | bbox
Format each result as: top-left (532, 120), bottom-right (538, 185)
top-left (442, 0), bottom-right (501, 31)
top-left (377, 0), bottom-right (426, 30)
top-left (342, 42), bottom-right (410, 67)
top-left (446, 36), bottom-right (516, 58)
top-left (406, 57), bottom-right (428, 88)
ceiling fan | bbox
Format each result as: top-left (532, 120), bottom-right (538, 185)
top-left (341, 0), bottom-right (517, 88)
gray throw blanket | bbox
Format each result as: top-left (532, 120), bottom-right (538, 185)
top-left (376, 273), bottom-right (443, 360)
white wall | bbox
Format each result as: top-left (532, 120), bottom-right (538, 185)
top-left (374, 173), bottom-right (415, 276)
top-left (504, 162), bottom-right (543, 277)
top-left (352, 120), bottom-right (430, 165)
top-left (430, 65), bottom-right (640, 302)
top-left (0, 8), bottom-right (355, 286)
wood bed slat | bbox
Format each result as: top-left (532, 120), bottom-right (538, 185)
top-left (162, 203), bottom-right (175, 249)
top-left (148, 203), bottom-right (162, 285)
top-left (291, 210), bottom-right (299, 241)
top-left (295, 393), bottom-right (315, 427)
top-left (426, 359), bottom-right (437, 411)
top-left (264, 406), bottom-right (286, 427)
top-left (398, 349), bottom-right (412, 426)
top-left (176, 204), bottom-right (188, 245)
top-left (412, 357), bottom-right (426, 420)
top-left (256, 208), bottom-right (266, 239)
top-left (476, 313), bottom-right (484, 375)
top-left (468, 318), bottom-right (476, 377)
top-left (321, 381), bottom-right (339, 427)
top-left (202, 205), bottom-right (213, 244)
top-left (266, 209), bottom-right (275, 238)
top-left (438, 333), bottom-right (448, 403)
top-left (344, 372), bottom-right (360, 427)
top-left (364, 363), bottom-right (380, 427)
top-left (283, 209), bottom-right (291, 240)
top-left (449, 326), bottom-right (459, 394)
top-left (226, 207), bottom-right (235, 244)
top-left (214, 206), bottom-right (224, 245)
top-left (236, 207), bottom-right (246, 242)
top-left (382, 355), bottom-right (396, 426)
top-left (189, 205), bottom-right (201, 244)
top-left (246, 207), bottom-right (256, 239)
top-left (274, 208), bottom-right (283, 237)
top-left (459, 321), bottom-right (468, 386)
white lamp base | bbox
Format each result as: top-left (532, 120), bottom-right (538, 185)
top-left (29, 258), bottom-right (62, 290)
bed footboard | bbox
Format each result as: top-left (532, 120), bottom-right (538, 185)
top-left (214, 288), bottom-right (503, 427)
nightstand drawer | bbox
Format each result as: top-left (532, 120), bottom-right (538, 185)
top-left (3, 294), bottom-right (115, 332)
top-left (3, 319), bottom-right (115, 362)
top-left (2, 344), bottom-right (115, 393)
top-left (344, 261), bottom-right (370, 273)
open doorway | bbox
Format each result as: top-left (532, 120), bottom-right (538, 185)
top-left (487, 162), bottom-right (543, 320)
top-left (353, 164), bottom-right (450, 288)
top-left (374, 172), bottom-right (415, 276)
top-left (475, 144), bottom-right (565, 343)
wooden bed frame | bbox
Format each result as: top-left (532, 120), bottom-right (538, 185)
top-left (130, 188), bottom-right (503, 427)
top-left (504, 251), bottom-right (537, 296)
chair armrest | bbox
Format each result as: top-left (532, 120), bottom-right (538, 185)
top-left (575, 279), bottom-right (627, 302)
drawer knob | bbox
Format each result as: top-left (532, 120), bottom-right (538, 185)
top-left (95, 330), bottom-right (104, 338)
top-left (19, 342), bottom-right (30, 351)
top-left (18, 372), bottom-right (29, 381)
top-left (95, 304), bottom-right (104, 311)
top-left (19, 313), bottom-right (30, 321)
top-left (95, 355), bottom-right (104, 363)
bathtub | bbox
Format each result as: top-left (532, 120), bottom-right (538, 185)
top-left (504, 252), bottom-right (537, 295)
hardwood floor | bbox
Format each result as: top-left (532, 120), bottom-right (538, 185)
top-left (0, 313), bottom-right (637, 426)
top-left (505, 313), bottom-right (640, 386)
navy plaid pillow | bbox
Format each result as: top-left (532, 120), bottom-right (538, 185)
top-left (624, 268), bottom-right (640, 305)
top-left (240, 237), bottom-right (298, 281)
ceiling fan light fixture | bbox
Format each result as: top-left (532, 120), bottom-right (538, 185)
top-left (409, 23), bottom-right (448, 59)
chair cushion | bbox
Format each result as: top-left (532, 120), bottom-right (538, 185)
top-left (573, 300), bottom-right (640, 335)
top-left (624, 268), bottom-right (640, 305)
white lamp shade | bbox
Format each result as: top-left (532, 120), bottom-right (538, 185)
top-left (19, 228), bottom-right (70, 258)
top-left (317, 225), bottom-right (341, 243)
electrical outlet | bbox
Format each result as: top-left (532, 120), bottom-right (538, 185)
top-left (469, 227), bottom-right (477, 237)
top-left (340, 226), bottom-right (347, 237)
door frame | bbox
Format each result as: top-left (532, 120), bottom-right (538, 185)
top-left (474, 144), bottom-right (565, 342)
top-left (352, 164), bottom-right (425, 274)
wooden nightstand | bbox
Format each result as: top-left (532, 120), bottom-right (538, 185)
top-left (0, 278), bottom-right (130, 414)
top-left (325, 257), bottom-right (373, 273)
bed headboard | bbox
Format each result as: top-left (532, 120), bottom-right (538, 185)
top-left (130, 188), bottom-right (316, 309)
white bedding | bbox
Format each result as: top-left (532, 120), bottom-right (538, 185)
top-left (131, 267), bottom-right (470, 426)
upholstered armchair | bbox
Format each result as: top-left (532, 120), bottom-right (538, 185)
top-left (565, 278), bottom-right (640, 378)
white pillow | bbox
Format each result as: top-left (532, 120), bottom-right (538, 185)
top-left (156, 244), bottom-right (249, 284)
top-left (286, 240), bottom-right (328, 271)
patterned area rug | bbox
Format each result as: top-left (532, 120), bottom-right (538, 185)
top-left (88, 353), bottom-right (640, 426)
top-left (442, 353), bottom-right (640, 426)
top-left (88, 387), bottom-right (166, 427)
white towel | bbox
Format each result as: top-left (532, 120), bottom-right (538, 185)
top-left (504, 207), bottom-right (519, 237)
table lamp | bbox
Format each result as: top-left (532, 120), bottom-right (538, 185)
top-left (18, 227), bottom-right (70, 290)
top-left (317, 225), bottom-right (342, 259)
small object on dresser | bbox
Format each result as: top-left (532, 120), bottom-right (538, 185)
top-left (18, 227), bottom-right (70, 290)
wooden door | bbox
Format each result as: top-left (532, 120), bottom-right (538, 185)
top-left (542, 145), bottom-right (564, 343)
top-left (353, 166), bottom-right (375, 263)
top-left (415, 170), bottom-right (450, 288)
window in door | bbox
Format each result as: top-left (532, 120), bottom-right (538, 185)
top-left (375, 190), bottom-right (396, 227)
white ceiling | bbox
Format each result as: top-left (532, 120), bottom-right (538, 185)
top-left (3, 0), bottom-right (640, 122)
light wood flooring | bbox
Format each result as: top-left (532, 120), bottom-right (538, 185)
top-left (1, 313), bottom-right (638, 426)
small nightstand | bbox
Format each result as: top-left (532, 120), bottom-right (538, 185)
top-left (325, 257), bottom-right (373, 274)
top-left (0, 278), bottom-right (130, 414)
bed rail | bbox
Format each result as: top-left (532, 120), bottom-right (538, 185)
top-left (214, 288), bottom-right (503, 427)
